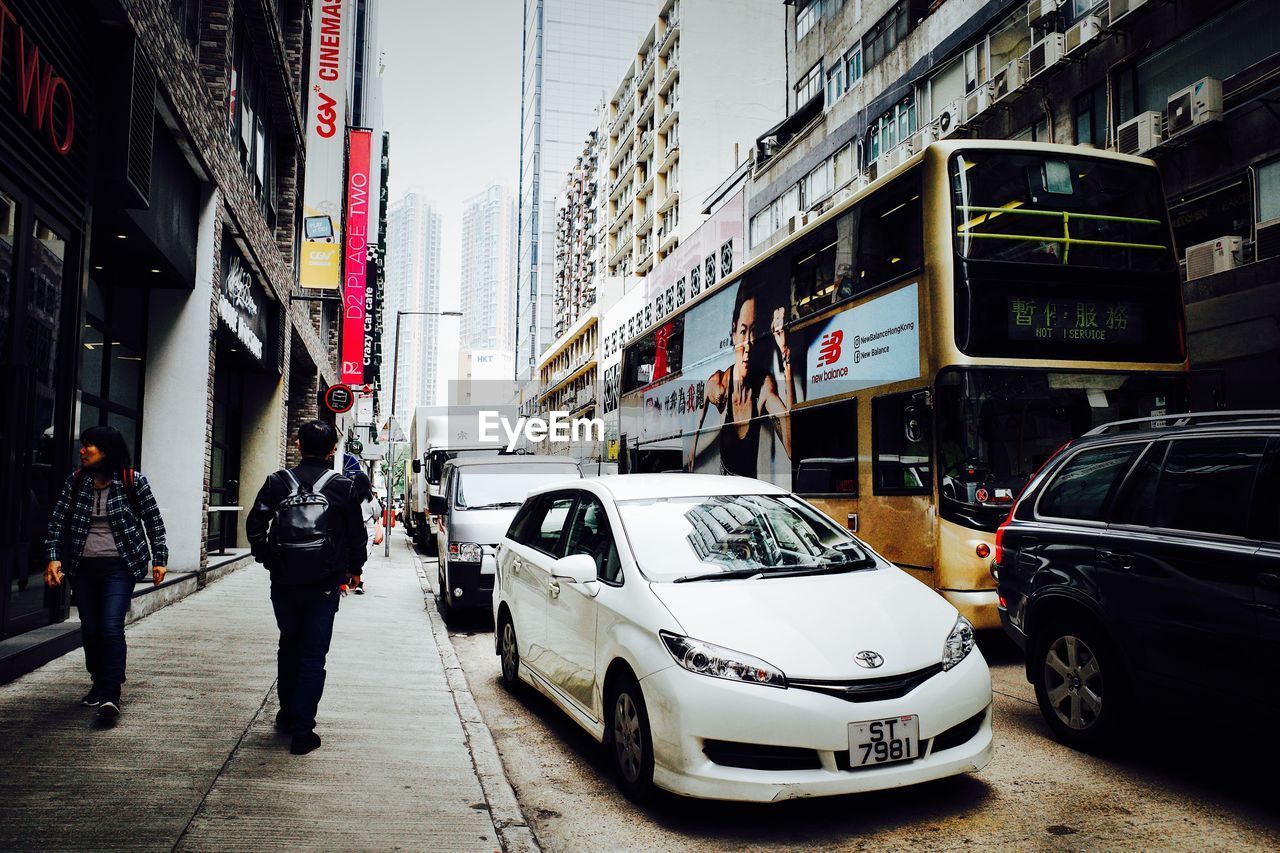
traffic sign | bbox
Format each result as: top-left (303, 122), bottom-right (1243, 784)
top-left (349, 438), bottom-right (364, 454)
top-left (323, 384), bottom-right (355, 413)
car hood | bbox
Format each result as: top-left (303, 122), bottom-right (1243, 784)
top-left (649, 568), bottom-right (958, 680)
top-left (448, 509), bottom-right (518, 547)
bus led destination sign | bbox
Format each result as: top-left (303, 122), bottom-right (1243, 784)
top-left (1007, 297), bottom-right (1145, 345)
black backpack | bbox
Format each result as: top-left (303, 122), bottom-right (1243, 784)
top-left (267, 468), bottom-right (343, 584)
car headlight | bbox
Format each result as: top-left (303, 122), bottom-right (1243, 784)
top-left (659, 630), bottom-right (786, 688)
top-left (941, 615), bottom-right (975, 671)
top-left (449, 542), bottom-right (482, 562)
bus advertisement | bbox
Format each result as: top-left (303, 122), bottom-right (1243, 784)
top-left (616, 141), bottom-right (1189, 628)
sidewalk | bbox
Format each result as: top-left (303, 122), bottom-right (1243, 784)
top-left (0, 533), bottom-right (537, 852)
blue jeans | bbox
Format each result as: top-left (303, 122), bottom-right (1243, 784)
top-left (271, 583), bottom-right (341, 737)
top-left (71, 557), bottom-right (135, 689)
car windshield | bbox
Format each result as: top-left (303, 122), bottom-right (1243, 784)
top-left (455, 464), bottom-right (580, 509)
top-left (616, 493), bottom-right (876, 582)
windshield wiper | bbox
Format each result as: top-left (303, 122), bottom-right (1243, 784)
top-left (755, 558), bottom-right (878, 576)
top-left (464, 501), bottom-right (524, 510)
top-left (673, 567), bottom-right (766, 583)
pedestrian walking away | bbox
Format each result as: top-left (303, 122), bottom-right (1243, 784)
top-left (247, 419), bottom-right (367, 755)
top-left (43, 425), bottom-right (169, 721)
top-left (349, 471), bottom-right (384, 594)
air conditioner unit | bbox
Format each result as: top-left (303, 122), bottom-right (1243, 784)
top-left (877, 141), bottom-right (914, 176)
top-left (787, 213), bottom-right (810, 234)
top-left (1116, 111), bottom-right (1164, 156)
top-left (1185, 236), bottom-right (1242, 281)
top-left (1065, 15), bottom-right (1102, 54)
top-left (962, 83), bottom-right (993, 123)
top-left (992, 59), bottom-right (1026, 104)
top-left (1257, 217), bottom-right (1280, 261)
top-left (914, 123), bottom-right (940, 149)
top-left (1108, 0), bottom-right (1149, 26)
top-left (1026, 33), bottom-right (1065, 79)
top-left (1027, 0), bottom-right (1062, 28)
top-left (1166, 77), bottom-right (1223, 136)
top-left (935, 98), bottom-right (964, 137)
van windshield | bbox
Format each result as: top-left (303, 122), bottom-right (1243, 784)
top-left (455, 464), bottom-right (580, 509)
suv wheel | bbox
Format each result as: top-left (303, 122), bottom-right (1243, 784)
top-left (1032, 619), bottom-right (1124, 752)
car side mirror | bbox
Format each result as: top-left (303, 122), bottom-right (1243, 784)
top-left (551, 553), bottom-right (597, 584)
top-left (412, 459), bottom-right (422, 473)
top-left (428, 495), bottom-right (448, 515)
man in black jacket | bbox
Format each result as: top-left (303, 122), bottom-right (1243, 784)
top-left (247, 419), bottom-right (367, 755)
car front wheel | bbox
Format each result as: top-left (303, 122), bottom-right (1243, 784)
top-left (609, 673), bottom-right (655, 802)
top-left (1032, 619), bottom-right (1125, 752)
top-left (438, 566), bottom-right (455, 625)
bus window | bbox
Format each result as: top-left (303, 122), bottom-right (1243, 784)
top-left (791, 399), bottom-right (858, 495)
top-left (856, 172), bottom-right (922, 291)
top-left (790, 222), bottom-right (839, 319)
top-left (872, 391), bottom-right (932, 495)
top-left (623, 317), bottom-right (685, 393)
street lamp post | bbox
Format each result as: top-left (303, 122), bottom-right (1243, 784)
top-left (385, 309), bottom-right (462, 556)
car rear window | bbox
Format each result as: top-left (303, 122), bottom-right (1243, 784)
top-left (1037, 443), bottom-right (1145, 522)
top-left (1126, 436), bottom-right (1269, 538)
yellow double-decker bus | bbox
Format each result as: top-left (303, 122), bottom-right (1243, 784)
top-left (617, 140), bottom-right (1188, 629)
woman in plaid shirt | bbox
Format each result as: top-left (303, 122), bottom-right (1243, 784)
top-left (44, 425), bottom-right (168, 720)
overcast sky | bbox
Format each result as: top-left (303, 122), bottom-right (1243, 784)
top-left (378, 0), bottom-right (523, 384)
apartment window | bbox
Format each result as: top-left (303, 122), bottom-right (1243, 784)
top-left (846, 44), bottom-right (863, 86)
top-left (796, 63), bottom-right (823, 106)
top-left (868, 98), bottom-right (916, 161)
top-left (863, 1), bottom-right (908, 72)
top-left (826, 65), bottom-right (848, 108)
top-left (229, 20), bottom-right (277, 229)
top-left (1074, 85), bottom-right (1107, 148)
top-left (963, 43), bottom-right (987, 92)
top-left (796, 0), bottom-right (820, 41)
top-left (802, 160), bottom-right (833, 209)
top-left (170, 0), bottom-right (201, 50)
top-left (833, 142), bottom-right (855, 188)
top-left (1011, 116), bottom-right (1049, 142)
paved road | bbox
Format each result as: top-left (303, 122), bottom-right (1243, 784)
top-left (427, 560), bottom-right (1279, 852)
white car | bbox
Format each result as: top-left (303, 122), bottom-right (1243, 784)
top-left (493, 474), bottom-right (993, 802)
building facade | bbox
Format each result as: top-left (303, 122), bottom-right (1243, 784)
top-left (602, 0), bottom-right (785, 286)
top-left (516, 0), bottom-right (655, 380)
top-left (0, 0), bottom-right (364, 672)
top-left (750, 0), bottom-right (1280, 405)
top-left (383, 191), bottom-right (443, 428)
top-left (552, 126), bottom-right (608, 338)
top-left (459, 184), bottom-right (516, 356)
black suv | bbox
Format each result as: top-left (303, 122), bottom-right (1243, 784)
top-left (995, 411), bottom-right (1280, 752)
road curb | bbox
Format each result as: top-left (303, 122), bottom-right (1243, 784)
top-left (410, 544), bottom-right (541, 853)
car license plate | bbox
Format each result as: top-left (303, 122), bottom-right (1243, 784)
top-left (849, 715), bottom-right (919, 767)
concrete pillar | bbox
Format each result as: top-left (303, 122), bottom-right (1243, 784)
top-left (236, 372), bottom-right (285, 544)
top-left (142, 186), bottom-right (219, 573)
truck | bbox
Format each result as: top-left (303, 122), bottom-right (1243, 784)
top-left (405, 406), bottom-right (502, 555)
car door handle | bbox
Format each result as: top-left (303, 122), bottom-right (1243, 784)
top-left (512, 559), bottom-right (521, 575)
top-left (1259, 572), bottom-right (1280, 590)
top-left (1098, 550), bottom-right (1133, 571)
top-left (548, 579), bottom-right (561, 598)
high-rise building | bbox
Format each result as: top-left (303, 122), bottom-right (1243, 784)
top-left (553, 121), bottom-right (609, 338)
top-left (460, 185), bottom-right (517, 355)
top-left (384, 192), bottom-right (443, 428)
top-left (517, 0), bottom-right (656, 379)
top-left (603, 0), bottom-right (784, 285)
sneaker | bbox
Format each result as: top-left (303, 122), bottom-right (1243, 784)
top-left (290, 732), bottom-right (322, 755)
top-left (353, 581), bottom-right (365, 595)
top-left (80, 685), bottom-right (105, 707)
top-left (97, 695), bottom-right (121, 720)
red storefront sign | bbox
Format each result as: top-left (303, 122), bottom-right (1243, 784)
top-left (0, 1), bottom-right (76, 156)
top-left (341, 128), bottom-right (372, 385)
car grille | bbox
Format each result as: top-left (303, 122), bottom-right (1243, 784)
top-left (789, 663), bottom-right (944, 703)
top-left (931, 709), bottom-right (986, 753)
top-left (702, 740), bottom-right (822, 771)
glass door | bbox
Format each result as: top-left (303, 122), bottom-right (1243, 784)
top-left (209, 355), bottom-right (244, 553)
top-left (0, 186), bottom-right (76, 638)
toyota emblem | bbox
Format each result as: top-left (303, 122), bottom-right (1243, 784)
top-left (854, 650), bottom-right (884, 669)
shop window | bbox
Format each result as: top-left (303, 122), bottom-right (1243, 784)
top-left (78, 279), bottom-right (148, 463)
top-left (0, 192), bottom-right (14, 357)
top-left (872, 391), bottom-right (932, 495)
top-left (622, 317), bottom-right (684, 394)
top-left (792, 399), bottom-right (858, 495)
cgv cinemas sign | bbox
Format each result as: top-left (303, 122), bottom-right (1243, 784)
top-left (0, 1), bottom-right (77, 156)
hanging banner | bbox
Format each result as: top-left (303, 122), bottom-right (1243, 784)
top-left (299, 0), bottom-right (350, 289)
top-left (341, 127), bottom-right (372, 384)
top-left (365, 131), bottom-right (389, 386)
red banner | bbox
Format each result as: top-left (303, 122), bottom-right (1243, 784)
top-left (341, 128), bottom-right (373, 384)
